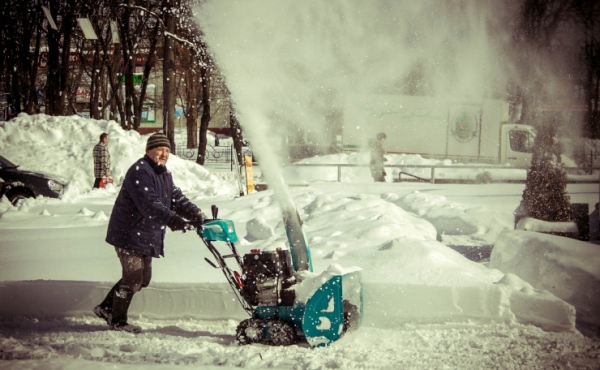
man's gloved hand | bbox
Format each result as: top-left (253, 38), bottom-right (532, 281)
top-left (190, 211), bottom-right (208, 224)
top-left (167, 214), bottom-right (187, 232)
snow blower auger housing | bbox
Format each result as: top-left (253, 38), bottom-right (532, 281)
top-left (194, 205), bottom-right (363, 348)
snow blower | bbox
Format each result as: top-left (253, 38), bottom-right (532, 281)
top-left (191, 205), bottom-right (362, 347)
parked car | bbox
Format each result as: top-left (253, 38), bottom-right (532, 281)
top-left (0, 154), bottom-right (66, 205)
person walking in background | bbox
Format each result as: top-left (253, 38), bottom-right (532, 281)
top-left (93, 133), bottom-right (111, 189)
top-left (93, 133), bottom-right (207, 333)
top-left (369, 132), bottom-right (387, 182)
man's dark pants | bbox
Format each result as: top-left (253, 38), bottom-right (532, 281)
top-left (98, 247), bottom-right (152, 325)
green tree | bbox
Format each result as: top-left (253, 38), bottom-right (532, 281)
top-left (521, 123), bottom-right (571, 222)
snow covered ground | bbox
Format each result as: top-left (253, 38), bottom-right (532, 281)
top-left (1, 114), bottom-right (600, 369)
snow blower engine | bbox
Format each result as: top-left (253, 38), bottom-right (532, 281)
top-left (191, 205), bottom-right (362, 348)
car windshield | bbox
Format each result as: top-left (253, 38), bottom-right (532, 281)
top-left (0, 155), bottom-right (19, 169)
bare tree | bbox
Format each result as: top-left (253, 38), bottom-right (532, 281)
top-left (572, 0), bottom-right (600, 138)
top-left (0, 0), bottom-right (43, 117)
top-left (117, 1), bottom-right (162, 131)
top-left (509, 0), bottom-right (573, 126)
top-left (174, 0), bottom-right (215, 164)
top-left (44, 0), bottom-right (81, 116)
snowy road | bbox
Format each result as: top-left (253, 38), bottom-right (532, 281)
top-left (1, 316), bottom-right (599, 370)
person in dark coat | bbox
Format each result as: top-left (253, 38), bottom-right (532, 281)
top-left (369, 132), bottom-right (387, 182)
top-left (93, 133), bottom-right (206, 333)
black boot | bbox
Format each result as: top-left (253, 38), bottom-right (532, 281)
top-left (111, 288), bottom-right (142, 334)
top-left (93, 282), bottom-right (119, 325)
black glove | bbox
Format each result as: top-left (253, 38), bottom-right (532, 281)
top-left (383, 171), bottom-right (387, 176)
top-left (191, 211), bottom-right (208, 224)
top-left (167, 214), bottom-right (187, 232)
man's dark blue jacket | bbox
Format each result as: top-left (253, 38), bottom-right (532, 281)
top-left (106, 155), bottom-right (200, 257)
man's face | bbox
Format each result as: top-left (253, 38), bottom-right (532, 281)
top-left (147, 146), bottom-right (170, 166)
top-left (103, 136), bottom-right (110, 145)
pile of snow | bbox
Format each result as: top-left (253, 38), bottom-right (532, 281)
top-left (383, 191), bottom-right (514, 245)
top-left (0, 183), bottom-right (577, 333)
top-left (0, 113), bottom-right (238, 200)
top-left (205, 189), bottom-right (581, 331)
top-left (491, 230), bottom-right (600, 327)
top-left (516, 217), bottom-right (578, 234)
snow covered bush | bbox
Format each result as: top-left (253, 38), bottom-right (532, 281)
top-left (521, 123), bottom-right (571, 222)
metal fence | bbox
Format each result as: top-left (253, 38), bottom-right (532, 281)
top-left (174, 145), bottom-right (600, 185)
top-left (175, 144), bottom-right (253, 164)
top-left (290, 163), bottom-right (600, 184)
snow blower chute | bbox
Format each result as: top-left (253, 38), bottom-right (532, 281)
top-left (192, 205), bottom-right (362, 347)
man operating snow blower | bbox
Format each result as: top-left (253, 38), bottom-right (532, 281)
top-left (93, 133), bottom-right (207, 333)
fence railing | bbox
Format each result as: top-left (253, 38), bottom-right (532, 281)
top-left (289, 163), bottom-right (600, 184)
top-left (175, 145), bottom-right (253, 164)
top-left (174, 147), bottom-right (600, 184)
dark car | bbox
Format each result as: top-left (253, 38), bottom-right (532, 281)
top-left (0, 154), bottom-right (66, 206)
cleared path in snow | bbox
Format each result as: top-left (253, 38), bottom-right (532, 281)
top-left (1, 316), bottom-right (599, 369)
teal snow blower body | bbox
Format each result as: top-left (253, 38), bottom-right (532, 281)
top-left (196, 205), bottom-right (362, 347)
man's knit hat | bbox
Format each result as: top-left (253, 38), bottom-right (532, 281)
top-left (146, 133), bottom-right (171, 151)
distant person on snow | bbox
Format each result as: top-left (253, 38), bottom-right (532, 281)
top-left (93, 133), bottom-right (207, 333)
top-left (369, 132), bottom-right (387, 182)
top-left (93, 133), bottom-right (111, 188)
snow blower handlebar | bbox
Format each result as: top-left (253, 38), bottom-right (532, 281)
top-left (192, 205), bottom-right (253, 314)
top-left (182, 205), bottom-right (218, 232)
top-left (181, 220), bottom-right (204, 233)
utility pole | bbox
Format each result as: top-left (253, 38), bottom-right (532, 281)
top-left (162, 0), bottom-right (176, 152)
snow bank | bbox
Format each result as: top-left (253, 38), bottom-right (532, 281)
top-left (279, 191), bottom-right (575, 332)
top-left (516, 217), bottom-right (578, 233)
top-left (0, 113), bottom-right (238, 200)
top-left (490, 230), bottom-right (600, 327)
top-left (0, 281), bottom-right (246, 321)
top-left (0, 187), bottom-right (577, 333)
top-left (358, 238), bottom-right (575, 332)
top-left (383, 191), bottom-right (513, 245)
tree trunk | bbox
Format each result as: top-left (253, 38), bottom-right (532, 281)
top-left (90, 44), bottom-right (100, 119)
top-left (119, 8), bottom-right (135, 130)
top-left (45, 21), bottom-right (61, 115)
top-left (133, 22), bottom-right (159, 132)
top-left (105, 42), bottom-right (124, 123)
top-left (25, 24), bottom-right (41, 114)
top-left (186, 111), bottom-right (198, 149)
top-left (196, 68), bottom-right (210, 165)
top-left (59, 0), bottom-right (75, 115)
top-left (163, 0), bottom-right (177, 151)
top-left (185, 76), bottom-right (199, 150)
top-left (10, 59), bottom-right (20, 117)
top-left (185, 75), bottom-right (199, 149)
